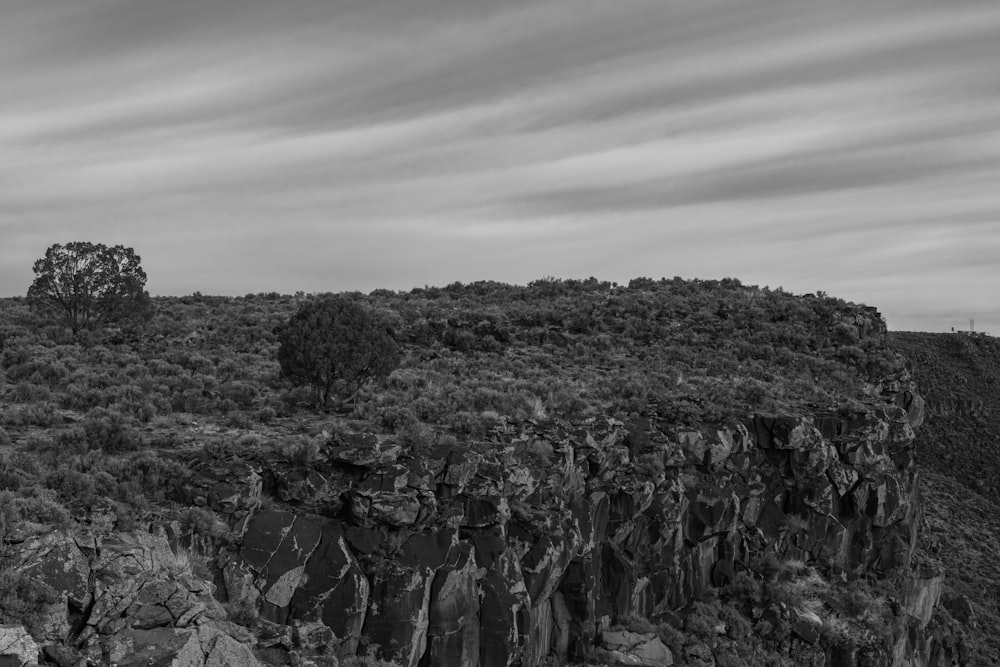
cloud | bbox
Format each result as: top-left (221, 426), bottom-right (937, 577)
top-left (2, 0), bottom-right (1000, 332)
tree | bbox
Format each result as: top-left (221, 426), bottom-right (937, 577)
top-left (26, 242), bottom-right (152, 336)
top-left (276, 295), bottom-right (401, 408)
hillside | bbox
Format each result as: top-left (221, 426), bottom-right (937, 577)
top-left (0, 279), bottom-right (963, 666)
top-left (889, 332), bottom-right (1000, 663)
top-left (889, 332), bottom-right (1000, 496)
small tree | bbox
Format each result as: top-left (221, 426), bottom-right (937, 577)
top-left (26, 242), bottom-right (152, 336)
top-left (276, 295), bottom-right (401, 409)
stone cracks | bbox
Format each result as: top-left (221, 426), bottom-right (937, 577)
top-left (215, 399), bottom-right (928, 666)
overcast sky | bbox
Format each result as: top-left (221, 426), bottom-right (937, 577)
top-left (2, 1), bottom-right (999, 332)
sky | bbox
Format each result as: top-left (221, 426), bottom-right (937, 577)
top-left (2, 0), bottom-right (1000, 332)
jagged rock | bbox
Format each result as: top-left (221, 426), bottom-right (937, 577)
top-left (551, 591), bottom-right (571, 660)
top-left (199, 623), bottom-right (263, 667)
top-left (292, 621), bottom-right (334, 652)
top-left (127, 575), bottom-right (224, 630)
top-left (363, 491), bottom-right (422, 527)
top-left (344, 526), bottom-right (382, 556)
top-left (288, 523), bottom-right (369, 655)
top-left (181, 457), bottom-right (262, 519)
top-left (256, 619), bottom-right (293, 649)
top-left (108, 623), bottom-right (263, 667)
top-left (222, 556), bottom-right (260, 610)
top-left (479, 548), bottom-right (530, 667)
top-left (461, 496), bottom-right (506, 528)
top-left (239, 510), bottom-right (323, 624)
top-left (42, 373), bottom-right (924, 667)
top-left (328, 433), bottom-right (401, 466)
top-left (684, 642), bottom-right (715, 667)
top-left (424, 543), bottom-right (480, 667)
top-left (601, 629), bottom-right (673, 666)
top-left (272, 467), bottom-right (336, 508)
top-left (519, 530), bottom-right (577, 607)
top-left (904, 566), bottom-right (946, 629)
top-left (41, 643), bottom-right (85, 667)
top-left (0, 626), bottom-right (38, 667)
top-left (524, 598), bottom-right (554, 667)
top-left (79, 532), bottom-right (211, 643)
top-left (11, 533), bottom-right (91, 611)
top-left (363, 531), bottom-right (457, 667)
top-left (9, 530), bottom-right (227, 647)
top-left (429, 445), bottom-right (480, 492)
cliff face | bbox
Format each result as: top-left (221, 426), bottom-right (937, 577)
top-left (6, 377), bottom-right (953, 667)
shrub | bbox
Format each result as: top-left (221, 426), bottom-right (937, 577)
top-left (11, 486), bottom-right (73, 527)
top-left (10, 382), bottom-right (52, 403)
top-left (257, 406), bottom-right (277, 424)
top-left (82, 407), bottom-right (141, 452)
top-left (396, 421), bottom-right (434, 454)
top-left (217, 380), bottom-right (257, 408)
top-left (43, 466), bottom-right (98, 505)
top-left (0, 491), bottom-right (18, 540)
top-left (279, 436), bottom-right (323, 466)
top-left (275, 296), bottom-right (401, 408)
top-left (225, 599), bottom-right (259, 627)
top-left (179, 506), bottom-right (230, 541)
top-left (2, 402), bottom-right (60, 427)
top-left (0, 568), bottom-right (62, 633)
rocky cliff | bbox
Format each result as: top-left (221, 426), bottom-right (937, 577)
top-left (5, 379), bottom-right (956, 666)
top-left (0, 283), bottom-right (968, 666)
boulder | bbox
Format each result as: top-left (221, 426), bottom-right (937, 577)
top-left (328, 433), bottom-right (401, 466)
top-left (424, 543), bottom-right (481, 667)
top-left (198, 623), bottom-right (263, 667)
top-left (108, 624), bottom-right (263, 667)
top-left (80, 532), bottom-right (209, 643)
top-left (11, 532), bottom-right (91, 611)
top-left (601, 629), bottom-right (673, 666)
top-left (524, 598), bottom-right (555, 667)
top-left (0, 626), bottom-right (38, 667)
top-left (181, 457), bottom-right (262, 518)
top-left (904, 566), bottom-right (946, 629)
top-left (363, 531), bottom-right (457, 667)
top-left (288, 523), bottom-right (369, 655)
top-left (239, 510), bottom-right (323, 624)
top-left (479, 549), bottom-right (529, 667)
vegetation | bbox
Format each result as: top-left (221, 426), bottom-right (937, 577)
top-left (0, 277), bottom-right (978, 664)
top-left (26, 241), bottom-right (152, 337)
top-left (275, 295), bottom-right (400, 408)
top-left (890, 331), bottom-right (1000, 663)
top-left (0, 278), bottom-right (905, 520)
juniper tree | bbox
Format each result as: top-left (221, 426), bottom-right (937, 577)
top-left (27, 242), bottom-right (152, 336)
top-left (276, 295), bottom-right (400, 409)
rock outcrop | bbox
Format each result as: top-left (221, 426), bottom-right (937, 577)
top-left (4, 529), bottom-right (255, 666)
top-left (5, 377), bottom-right (953, 666)
top-left (0, 625), bottom-right (39, 667)
top-left (168, 371), bottom-right (938, 666)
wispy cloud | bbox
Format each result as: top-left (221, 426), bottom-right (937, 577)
top-left (2, 0), bottom-right (999, 331)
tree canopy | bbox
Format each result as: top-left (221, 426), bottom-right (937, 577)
top-left (26, 242), bottom-right (152, 336)
top-left (275, 295), bottom-right (401, 408)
